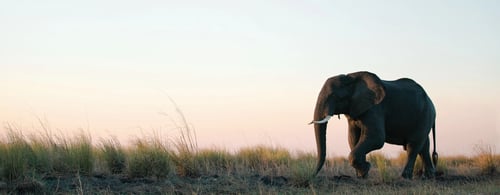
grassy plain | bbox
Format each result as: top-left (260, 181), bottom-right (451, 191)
top-left (0, 126), bottom-right (498, 194)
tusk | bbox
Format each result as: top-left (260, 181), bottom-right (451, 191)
top-left (308, 115), bottom-right (333, 125)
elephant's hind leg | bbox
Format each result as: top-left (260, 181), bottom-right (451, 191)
top-left (418, 138), bottom-right (436, 178)
top-left (402, 140), bottom-right (426, 179)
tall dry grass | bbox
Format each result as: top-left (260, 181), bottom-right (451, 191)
top-left (236, 145), bottom-right (291, 173)
top-left (2, 101), bottom-right (498, 193)
top-left (474, 143), bottom-right (498, 175)
top-left (56, 132), bottom-right (93, 175)
top-left (1, 119), bottom-right (499, 182)
top-left (99, 137), bottom-right (126, 174)
top-left (368, 152), bottom-right (396, 182)
top-left (0, 128), bottom-right (34, 181)
top-left (195, 148), bottom-right (233, 175)
top-left (288, 152), bottom-right (317, 186)
top-left (161, 95), bottom-right (201, 177)
top-left (0, 127), bottom-right (499, 183)
top-left (126, 136), bottom-right (172, 179)
top-left (0, 125), bottom-right (94, 181)
top-left (1, 104), bottom-right (498, 194)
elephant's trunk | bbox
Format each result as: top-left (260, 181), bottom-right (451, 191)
top-left (312, 96), bottom-right (335, 175)
top-left (314, 122), bottom-right (327, 175)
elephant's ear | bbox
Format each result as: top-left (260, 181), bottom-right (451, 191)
top-left (348, 72), bottom-right (386, 118)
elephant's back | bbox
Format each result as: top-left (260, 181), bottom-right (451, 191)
top-left (383, 78), bottom-right (420, 89)
top-left (382, 78), bottom-right (429, 97)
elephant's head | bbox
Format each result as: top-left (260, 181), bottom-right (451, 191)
top-left (309, 71), bottom-right (386, 175)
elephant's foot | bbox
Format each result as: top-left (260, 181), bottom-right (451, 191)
top-left (423, 168), bottom-right (436, 179)
top-left (401, 168), bottom-right (413, 179)
top-left (355, 162), bottom-right (371, 179)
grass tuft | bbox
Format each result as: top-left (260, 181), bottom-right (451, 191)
top-left (473, 143), bottom-right (498, 175)
top-left (330, 156), bottom-right (351, 176)
top-left (162, 95), bottom-right (201, 177)
top-left (27, 134), bottom-right (53, 174)
top-left (100, 137), bottom-right (126, 174)
top-left (368, 152), bottom-right (393, 182)
top-left (288, 157), bottom-right (315, 187)
top-left (1, 118), bottom-right (499, 194)
top-left (127, 137), bottom-right (172, 179)
top-left (51, 131), bottom-right (93, 175)
top-left (236, 145), bottom-right (291, 173)
top-left (171, 150), bottom-right (200, 178)
top-left (196, 148), bottom-right (233, 174)
top-left (1, 128), bottom-right (35, 181)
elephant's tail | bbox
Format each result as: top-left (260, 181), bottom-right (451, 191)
top-left (432, 123), bottom-right (438, 166)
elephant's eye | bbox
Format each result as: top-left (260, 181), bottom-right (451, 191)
top-left (332, 93), bottom-right (347, 100)
top-left (334, 89), bottom-right (350, 99)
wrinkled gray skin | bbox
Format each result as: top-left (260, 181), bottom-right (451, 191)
top-left (310, 71), bottom-right (437, 179)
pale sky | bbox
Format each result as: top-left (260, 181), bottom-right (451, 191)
top-left (1, 0), bottom-right (499, 157)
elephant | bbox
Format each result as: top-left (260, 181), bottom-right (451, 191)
top-left (309, 71), bottom-right (438, 179)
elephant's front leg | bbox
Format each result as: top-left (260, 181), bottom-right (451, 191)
top-left (348, 121), bottom-right (385, 178)
top-left (348, 121), bottom-right (361, 150)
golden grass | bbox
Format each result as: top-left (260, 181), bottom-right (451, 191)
top-left (0, 129), bottom-right (33, 181)
top-left (2, 100), bottom-right (498, 193)
top-left (474, 143), bottom-right (498, 175)
top-left (0, 127), bottom-right (498, 194)
top-left (288, 156), bottom-right (316, 186)
top-left (126, 137), bottom-right (172, 179)
top-left (99, 137), bottom-right (126, 174)
top-left (368, 152), bottom-right (397, 182)
top-left (196, 148), bottom-right (233, 174)
top-left (236, 145), bottom-right (291, 173)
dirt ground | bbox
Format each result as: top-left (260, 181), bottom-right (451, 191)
top-left (2, 173), bottom-right (499, 194)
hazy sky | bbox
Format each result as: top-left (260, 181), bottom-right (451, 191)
top-left (1, 0), bottom-right (499, 156)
